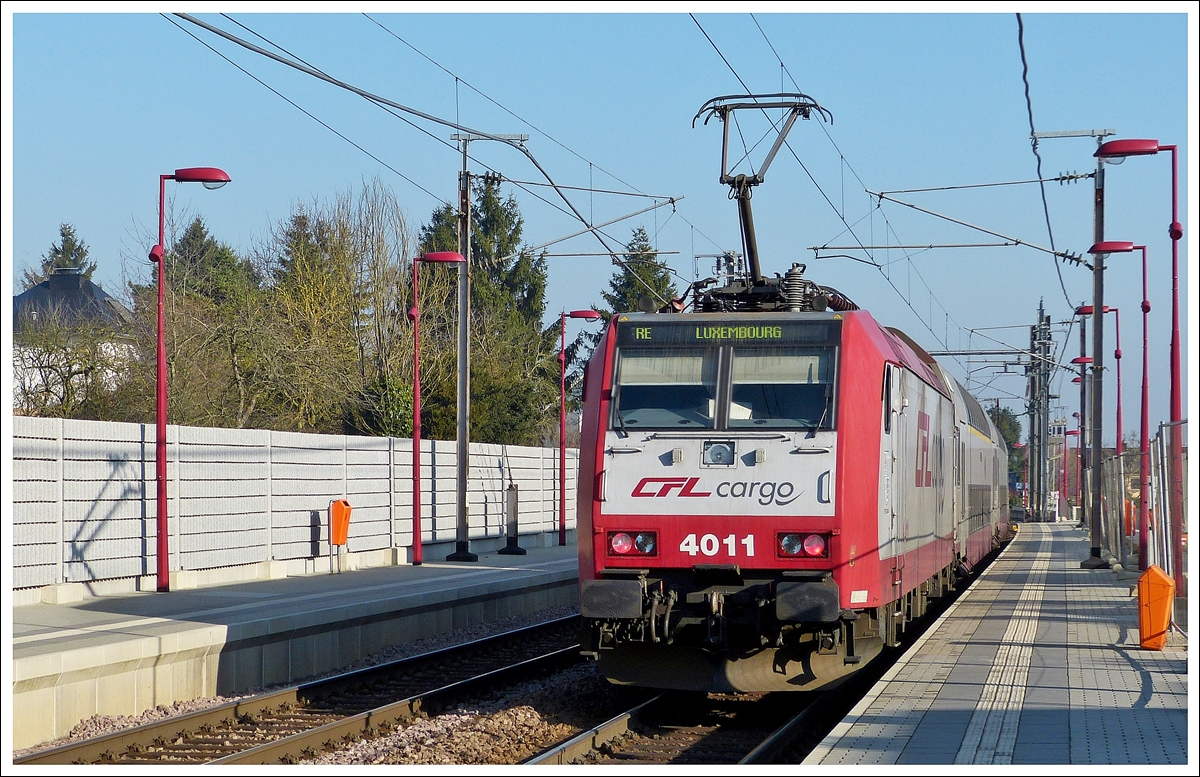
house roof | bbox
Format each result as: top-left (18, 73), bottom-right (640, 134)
top-left (13, 267), bottom-right (134, 334)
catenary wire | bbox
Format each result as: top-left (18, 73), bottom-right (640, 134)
top-left (364, 12), bottom-right (737, 261)
top-left (1016, 13), bottom-right (1075, 310)
top-left (707, 13), bottom-right (963, 358)
top-left (218, 12), bottom-right (592, 226)
top-left (175, 13), bottom-right (681, 306)
top-left (162, 14), bottom-right (448, 206)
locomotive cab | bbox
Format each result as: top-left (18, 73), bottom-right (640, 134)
top-left (577, 312), bottom-right (887, 693)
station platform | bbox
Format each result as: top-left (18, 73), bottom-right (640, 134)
top-left (9, 543), bottom-right (578, 751)
top-left (806, 522), bottom-right (1191, 765)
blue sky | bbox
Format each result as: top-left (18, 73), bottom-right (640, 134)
top-left (4, 5), bottom-right (1195, 444)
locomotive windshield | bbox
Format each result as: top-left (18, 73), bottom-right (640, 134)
top-left (614, 349), bottom-right (719, 428)
top-left (610, 316), bottom-right (840, 432)
top-left (729, 347), bottom-right (834, 429)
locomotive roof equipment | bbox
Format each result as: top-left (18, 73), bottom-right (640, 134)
top-left (690, 94), bottom-right (853, 314)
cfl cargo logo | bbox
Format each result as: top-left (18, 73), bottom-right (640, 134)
top-left (630, 477), bottom-right (711, 498)
top-left (631, 477), bottom-right (803, 506)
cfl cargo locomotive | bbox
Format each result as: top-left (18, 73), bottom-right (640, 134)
top-left (575, 94), bottom-right (1010, 693)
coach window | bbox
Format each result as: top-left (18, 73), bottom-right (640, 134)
top-left (728, 347), bottom-right (835, 429)
top-left (613, 349), bottom-right (719, 429)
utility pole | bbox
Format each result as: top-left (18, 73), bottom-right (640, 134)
top-left (1083, 139), bottom-right (1111, 569)
top-left (447, 133), bottom-right (478, 562)
top-left (1029, 128), bottom-right (1114, 568)
top-left (1077, 316), bottom-right (1088, 527)
top-left (445, 133), bottom-right (529, 562)
top-left (1026, 314), bottom-right (1038, 520)
top-left (1026, 301), bottom-right (1053, 523)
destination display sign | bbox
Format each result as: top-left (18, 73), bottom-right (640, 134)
top-left (615, 316), bottom-right (841, 347)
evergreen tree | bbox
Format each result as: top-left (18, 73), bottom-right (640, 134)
top-left (987, 405), bottom-right (1025, 503)
top-left (600, 226), bottom-right (678, 315)
top-left (22, 223), bottom-right (97, 290)
top-left (416, 178), bottom-right (555, 445)
top-left (122, 217), bottom-right (272, 430)
top-left (168, 216), bottom-right (261, 304)
top-left (569, 226), bottom-right (679, 387)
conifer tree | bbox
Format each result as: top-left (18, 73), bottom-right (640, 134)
top-left (22, 223), bottom-right (97, 290)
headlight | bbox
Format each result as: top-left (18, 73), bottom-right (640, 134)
top-left (634, 532), bottom-right (656, 554)
top-left (702, 440), bottom-right (736, 465)
top-left (778, 532), bottom-right (829, 558)
top-left (779, 533), bottom-right (804, 555)
top-left (608, 531), bottom-right (657, 556)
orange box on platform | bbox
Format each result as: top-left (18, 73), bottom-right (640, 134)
top-left (330, 499), bottom-right (352, 546)
top-left (1137, 564), bottom-right (1175, 650)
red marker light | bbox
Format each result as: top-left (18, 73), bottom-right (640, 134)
top-left (610, 533), bottom-right (634, 554)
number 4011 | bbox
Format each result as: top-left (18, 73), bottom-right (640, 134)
top-left (678, 533), bottom-right (755, 557)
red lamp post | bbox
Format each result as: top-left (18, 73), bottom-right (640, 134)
top-left (1070, 354), bottom-right (1093, 530)
top-left (1090, 241), bottom-right (1153, 569)
top-left (1094, 140), bottom-right (1185, 587)
top-left (408, 251), bottom-right (466, 566)
top-left (559, 310), bottom-right (603, 546)
top-left (150, 167), bottom-right (230, 592)
top-left (1064, 428), bottom-right (1080, 520)
top-left (1071, 414), bottom-right (1084, 509)
top-left (1014, 442), bottom-right (1028, 511)
top-left (1077, 300), bottom-right (1123, 455)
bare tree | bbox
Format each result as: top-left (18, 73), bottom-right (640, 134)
top-left (13, 306), bottom-right (133, 417)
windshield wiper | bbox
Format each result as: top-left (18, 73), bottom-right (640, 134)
top-left (805, 388), bottom-right (832, 439)
top-left (613, 406), bottom-right (629, 438)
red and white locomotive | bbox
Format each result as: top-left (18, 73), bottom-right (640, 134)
top-left (574, 94), bottom-right (1011, 693)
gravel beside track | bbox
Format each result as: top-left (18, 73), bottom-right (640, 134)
top-left (303, 662), bottom-right (648, 765)
top-left (13, 603), bottom-right (580, 760)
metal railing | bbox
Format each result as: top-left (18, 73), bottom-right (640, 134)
top-left (1100, 419), bottom-right (1187, 634)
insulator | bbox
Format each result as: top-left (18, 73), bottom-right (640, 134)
top-left (784, 263), bottom-right (808, 312)
top-left (820, 285), bottom-right (860, 311)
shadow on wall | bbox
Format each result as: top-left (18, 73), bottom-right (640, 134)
top-left (66, 449), bottom-right (155, 585)
top-left (310, 510), bottom-right (323, 558)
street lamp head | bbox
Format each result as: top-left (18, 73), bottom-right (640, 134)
top-left (1065, 429), bottom-right (1080, 437)
top-left (149, 244), bottom-right (164, 264)
top-left (1072, 377), bottom-right (1082, 384)
top-left (1071, 356), bottom-right (1093, 365)
top-left (1095, 138), bottom-right (1160, 161)
top-left (172, 167), bottom-right (231, 188)
top-left (418, 251), bottom-right (466, 264)
top-left (1087, 241), bottom-right (1134, 255)
top-left (568, 309), bottom-right (604, 321)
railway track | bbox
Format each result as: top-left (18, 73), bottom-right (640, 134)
top-left (15, 615), bottom-right (582, 765)
top-left (20, 546), bottom-right (1003, 766)
top-left (527, 692), bottom-right (811, 765)
top-left (529, 546), bottom-right (1002, 766)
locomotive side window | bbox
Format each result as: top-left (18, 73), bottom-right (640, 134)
top-left (613, 349), bottom-right (719, 429)
top-left (728, 347), bottom-right (835, 429)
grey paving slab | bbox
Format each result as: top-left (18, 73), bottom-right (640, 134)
top-left (805, 522), bottom-right (1189, 766)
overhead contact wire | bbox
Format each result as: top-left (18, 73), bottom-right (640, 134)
top-left (162, 14), bottom-right (448, 206)
top-left (1016, 13), bottom-right (1075, 310)
top-left (175, 13), bottom-right (682, 305)
top-left (364, 13), bottom-right (736, 261)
